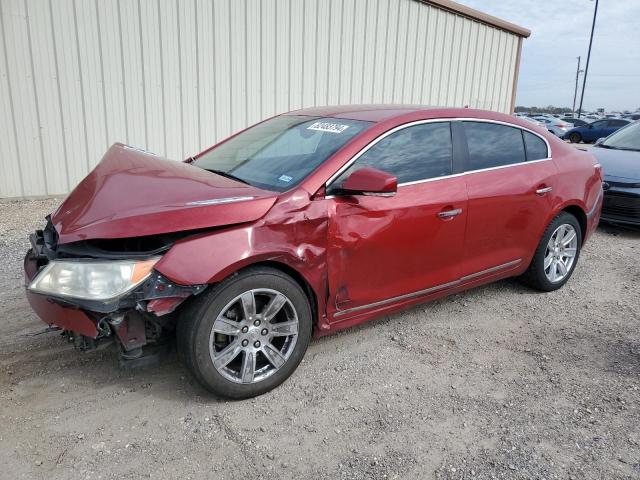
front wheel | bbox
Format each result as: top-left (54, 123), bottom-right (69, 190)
top-left (177, 267), bottom-right (312, 399)
top-left (521, 212), bottom-right (582, 292)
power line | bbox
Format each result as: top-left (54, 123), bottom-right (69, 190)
top-left (588, 73), bottom-right (640, 77)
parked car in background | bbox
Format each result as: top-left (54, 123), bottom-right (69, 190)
top-left (522, 117), bottom-right (546, 128)
top-left (590, 121), bottom-right (640, 226)
top-left (534, 117), bottom-right (573, 137)
top-left (564, 118), bottom-right (631, 143)
top-left (23, 105), bottom-right (603, 398)
top-left (561, 117), bottom-right (590, 127)
top-left (623, 113), bottom-right (640, 121)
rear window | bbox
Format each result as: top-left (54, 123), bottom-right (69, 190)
top-left (463, 122), bottom-right (526, 170)
top-left (523, 131), bottom-right (548, 161)
top-left (608, 120), bottom-right (628, 127)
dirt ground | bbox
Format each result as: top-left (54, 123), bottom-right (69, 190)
top-left (1, 198), bottom-right (639, 480)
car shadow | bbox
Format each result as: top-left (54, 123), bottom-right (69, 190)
top-left (598, 221), bottom-right (640, 239)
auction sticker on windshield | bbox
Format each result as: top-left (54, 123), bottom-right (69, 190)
top-left (307, 122), bottom-right (350, 134)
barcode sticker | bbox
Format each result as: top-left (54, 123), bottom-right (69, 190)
top-left (307, 122), bottom-right (350, 134)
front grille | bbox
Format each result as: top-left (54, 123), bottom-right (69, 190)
top-left (602, 192), bottom-right (640, 219)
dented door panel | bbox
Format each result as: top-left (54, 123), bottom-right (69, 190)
top-left (326, 177), bottom-right (468, 320)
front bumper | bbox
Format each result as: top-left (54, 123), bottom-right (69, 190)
top-left (24, 228), bottom-right (208, 340)
top-left (24, 252), bottom-right (98, 337)
top-left (601, 186), bottom-right (640, 226)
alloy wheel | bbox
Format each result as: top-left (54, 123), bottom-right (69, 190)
top-left (544, 224), bottom-right (578, 283)
top-left (208, 288), bottom-right (299, 384)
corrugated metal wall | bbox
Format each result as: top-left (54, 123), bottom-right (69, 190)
top-left (0, 0), bottom-right (521, 198)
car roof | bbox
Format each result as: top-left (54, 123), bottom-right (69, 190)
top-left (284, 104), bottom-right (522, 124)
top-left (284, 104), bottom-right (438, 122)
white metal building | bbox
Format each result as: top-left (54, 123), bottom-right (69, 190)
top-left (0, 0), bottom-right (530, 199)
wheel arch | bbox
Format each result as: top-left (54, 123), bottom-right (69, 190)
top-left (560, 204), bottom-right (587, 244)
top-left (234, 260), bottom-right (320, 328)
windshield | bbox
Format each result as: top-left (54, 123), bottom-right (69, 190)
top-left (601, 121), bottom-right (640, 151)
top-left (194, 115), bottom-right (372, 191)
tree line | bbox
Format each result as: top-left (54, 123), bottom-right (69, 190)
top-left (514, 105), bottom-right (575, 114)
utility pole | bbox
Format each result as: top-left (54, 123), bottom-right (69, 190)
top-left (572, 56), bottom-right (583, 114)
top-left (577, 0), bottom-right (599, 118)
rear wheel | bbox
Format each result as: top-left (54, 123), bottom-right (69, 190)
top-left (521, 212), bottom-right (582, 292)
top-left (568, 132), bottom-right (582, 143)
top-left (177, 267), bottom-right (312, 399)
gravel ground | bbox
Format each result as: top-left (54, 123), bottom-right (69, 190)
top-left (1, 198), bottom-right (639, 480)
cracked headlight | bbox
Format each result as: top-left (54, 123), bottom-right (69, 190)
top-left (28, 257), bottom-right (160, 301)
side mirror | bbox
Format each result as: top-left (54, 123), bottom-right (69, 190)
top-left (341, 167), bottom-right (397, 197)
top-left (594, 137), bottom-right (605, 146)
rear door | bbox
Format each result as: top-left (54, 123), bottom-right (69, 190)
top-left (325, 121), bottom-right (468, 318)
top-left (459, 121), bottom-right (557, 277)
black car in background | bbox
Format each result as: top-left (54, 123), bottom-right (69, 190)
top-left (590, 121), bottom-right (640, 226)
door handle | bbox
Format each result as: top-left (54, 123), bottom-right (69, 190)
top-left (536, 186), bottom-right (553, 195)
top-left (437, 208), bottom-right (463, 219)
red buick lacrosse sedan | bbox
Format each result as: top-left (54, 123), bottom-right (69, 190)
top-left (25, 105), bottom-right (603, 398)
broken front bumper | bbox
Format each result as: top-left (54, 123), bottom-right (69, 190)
top-left (25, 252), bottom-right (99, 337)
top-left (24, 229), bottom-right (207, 342)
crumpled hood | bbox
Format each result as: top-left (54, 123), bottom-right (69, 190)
top-left (52, 143), bottom-right (278, 244)
top-left (591, 146), bottom-right (640, 183)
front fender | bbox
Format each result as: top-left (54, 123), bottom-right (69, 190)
top-left (154, 193), bottom-right (330, 329)
top-left (155, 225), bottom-right (322, 286)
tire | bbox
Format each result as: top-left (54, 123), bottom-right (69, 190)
top-left (521, 212), bottom-right (582, 292)
top-left (177, 267), bottom-right (312, 399)
top-left (568, 132), bottom-right (582, 143)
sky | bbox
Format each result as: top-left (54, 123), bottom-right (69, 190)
top-left (456, 0), bottom-right (640, 112)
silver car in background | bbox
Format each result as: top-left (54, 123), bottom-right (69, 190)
top-left (533, 117), bottom-right (573, 137)
top-left (522, 116), bottom-right (547, 129)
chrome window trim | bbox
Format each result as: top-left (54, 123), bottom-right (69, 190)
top-left (325, 119), bottom-right (454, 188)
top-left (324, 117), bottom-right (552, 191)
top-left (332, 259), bottom-right (522, 318)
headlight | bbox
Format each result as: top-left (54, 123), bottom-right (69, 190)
top-left (28, 257), bottom-right (160, 301)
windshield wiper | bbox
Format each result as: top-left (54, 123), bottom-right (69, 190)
top-left (200, 168), bottom-right (251, 185)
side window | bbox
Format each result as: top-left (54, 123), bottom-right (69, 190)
top-left (463, 122), bottom-right (526, 170)
top-left (523, 131), bottom-right (548, 161)
top-left (591, 120), bottom-right (607, 129)
top-left (333, 122), bottom-right (453, 186)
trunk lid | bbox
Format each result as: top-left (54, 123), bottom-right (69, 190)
top-left (52, 144), bottom-right (278, 244)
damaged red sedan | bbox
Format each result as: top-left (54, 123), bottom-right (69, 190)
top-left (25, 105), bottom-right (603, 398)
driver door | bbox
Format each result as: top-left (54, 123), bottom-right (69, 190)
top-left (324, 121), bottom-right (468, 320)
